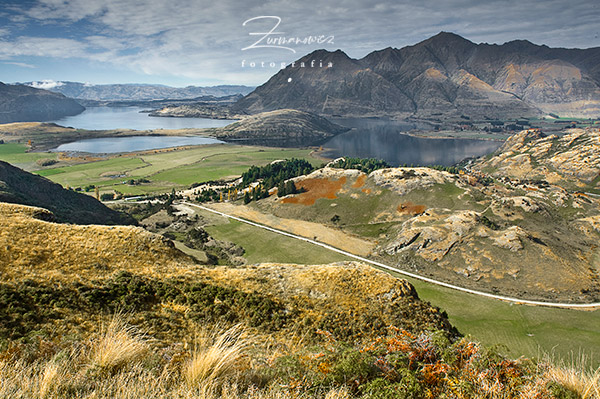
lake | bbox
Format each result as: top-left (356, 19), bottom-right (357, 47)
top-left (323, 118), bottom-right (502, 166)
top-left (48, 106), bottom-right (235, 130)
top-left (52, 136), bottom-right (225, 154)
top-left (49, 107), bottom-right (502, 164)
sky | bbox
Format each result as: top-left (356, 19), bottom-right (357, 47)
top-left (0, 0), bottom-right (599, 87)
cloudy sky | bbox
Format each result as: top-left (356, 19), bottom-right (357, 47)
top-left (0, 0), bottom-right (598, 87)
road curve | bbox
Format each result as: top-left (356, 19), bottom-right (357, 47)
top-left (182, 201), bottom-right (600, 310)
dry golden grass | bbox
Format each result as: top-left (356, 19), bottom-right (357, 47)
top-left (38, 361), bottom-right (65, 398)
top-left (185, 324), bottom-right (249, 388)
top-left (546, 353), bottom-right (600, 398)
top-left (0, 202), bottom-right (195, 283)
top-left (89, 314), bottom-right (149, 374)
top-left (0, 319), bottom-right (358, 399)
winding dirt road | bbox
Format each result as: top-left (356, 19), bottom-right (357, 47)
top-left (182, 201), bottom-right (600, 310)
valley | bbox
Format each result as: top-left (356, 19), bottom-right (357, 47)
top-left (1, 17), bottom-right (600, 397)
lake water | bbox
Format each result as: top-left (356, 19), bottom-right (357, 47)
top-left (48, 106), bottom-right (235, 130)
top-left (53, 136), bottom-right (225, 154)
top-left (49, 107), bottom-right (502, 164)
top-left (323, 118), bottom-right (502, 166)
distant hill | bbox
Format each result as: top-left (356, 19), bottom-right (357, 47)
top-left (24, 81), bottom-right (255, 101)
top-left (234, 32), bottom-right (600, 119)
top-left (213, 109), bottom-right (349, 146)
top-left (0, 160), bottom-right (134, 225)
top-left (0, 82), bottom-right (84, 123)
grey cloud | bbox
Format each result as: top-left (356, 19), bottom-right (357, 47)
top-left (3, 0), bottom-right (599, 84)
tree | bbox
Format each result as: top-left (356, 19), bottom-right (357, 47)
top-left (277, 181), bottom-right (286, 197)
top-left (285, 180), bottom-right (297, 195)
top-left (243, 191), bottom-right (251, 204)
top-left (100, 193), bottom-right (114, 201)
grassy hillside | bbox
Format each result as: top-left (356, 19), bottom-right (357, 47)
top-left (183, 204), bottom-right (600, 367)
top-left (6, 202), bottom-right (564, 398)
top-left (0, 161), bottom-right (134, 224)
top-left (241, 163), bottom-right (600, 303)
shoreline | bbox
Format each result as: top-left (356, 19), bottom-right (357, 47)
top-left (401, 130), bottom-right (509, 142)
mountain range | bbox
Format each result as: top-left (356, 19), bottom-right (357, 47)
top-left (234, 32), bottom-right (600, 119)
top-left (0, 83), bottom-right (85, 123)
top-left (24, 81), bottom-right (255, 101)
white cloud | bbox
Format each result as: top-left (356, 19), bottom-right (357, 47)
top-left (28, 79), bottom-right (64, 89)
top-left (0, 36), bottom-right (91, 58)
top-left (2, 0), bottom-right (599, 85)
top-left (3, 61), bottom-right (37, 69)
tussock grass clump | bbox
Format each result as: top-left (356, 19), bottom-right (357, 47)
top-left (185, 324), bottom-right (250, 388)
top-left (0, 325), bottom-right (588, 399)
top-left (89, 315), bottom-right (149, 374)
top-left (38, 361), bottom-right (65, 398)
top-left (545, 353), bottom-right (600, 399)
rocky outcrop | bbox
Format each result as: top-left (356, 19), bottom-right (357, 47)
top-left (473, 128), bottom-right (600, 190)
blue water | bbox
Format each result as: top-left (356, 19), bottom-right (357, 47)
top-left (52, 136), bottom-right (225, 154)
top-left (48, 106), bottom-right (235, 130)
top-left (48, 107), bottom-right (501, 164)
top-left (323, 118), bottom-right (502, 166)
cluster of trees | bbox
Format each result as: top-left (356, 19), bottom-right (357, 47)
top-left (196, 188), bottom-right (221, 203)
top-left (241, 158), bottom-right (314, 189)
top-left (126, 178), bottom-right (150, 186)
top-left (277, 179), bottom-right (298, 197)
top-left (237, 159), bottom-right (313, 204)
top-left (329, 157), bottom-right (389, 173)
top-left (243, 185), bottom-right (268, 204)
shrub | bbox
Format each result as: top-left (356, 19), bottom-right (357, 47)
top-left (36, 158), bottom-right (58, 167)
top-left (100, 193), bottom-right (115, 201)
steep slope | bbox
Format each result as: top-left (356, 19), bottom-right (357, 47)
top-left (0, 82), bottom-right (84, 123)
top-left (0, 160), bottom-right (134, 225)
top-left (234, 32), bottom-right (600, 118)
top-left (0, 201), bottom-right (456, 344)
top-left (234, 50), bottom-right (416, 117)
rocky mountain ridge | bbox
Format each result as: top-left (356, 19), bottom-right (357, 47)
top-left (235, 32), bottom-right (600, 119)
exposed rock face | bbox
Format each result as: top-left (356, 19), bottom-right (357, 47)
top-left (473, 128), bottom-right (600, 189)
top-left (213, 109), bottom-right (349, 146)
top-left (0, 82), bottom-right (84, 123)
top-left (234, 32), bottom-right (600, 118)
top-left (0, 161), bottom-right (134, 225)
